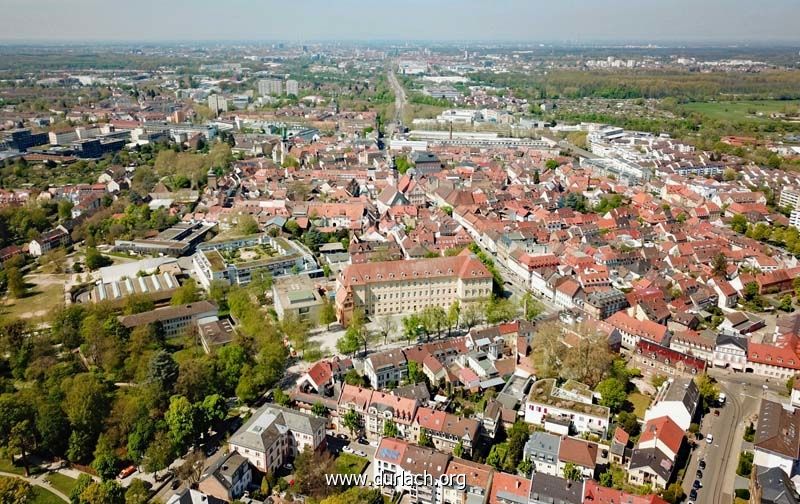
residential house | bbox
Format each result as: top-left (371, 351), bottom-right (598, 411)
top-left (365, 391), bottom-right (417, 442)
top-left (364, 350), bottom-right (408, 389)
top-left (637, 416), bottom-right (685, 460)
top-left (557, 436), bottom-right (598, 480)
top-left (527, 473), bottom-right (583, 504)
top-left (607, 311), bottom-right (670, 351)
top-left (524, 379), bottom-right (610, 436)
top-left (713, 333), bottom-right (748, 371)
top-left (413, 407), bottom-right (480, 456)
top-left (627, 447), bottom-right (674, 490)
top-left (373, 437), bottom-right (450, 504)
top-left (753, 400), bottom-right (800, 476)
top-left (488, 472), bottom-right (531, 504)
top-left (228, 404), bottom-right (326, 474)
top-left (643, 377), bottom-right (700, 431)
top-left (28, 226), bottom-right (71, 256)
top-left (631, 340), bottom-right (706, 380)
top-left (437, 458), bottom-right (493, 504)
top-left (523, 431), bottom-right (561, 477)
top-left (197, 452), bottom-right (252, 502)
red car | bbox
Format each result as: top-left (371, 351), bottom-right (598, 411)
top-left (117, 466), bottom-right (136, 480)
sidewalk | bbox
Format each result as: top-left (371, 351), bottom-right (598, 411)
top-left (0, 470), bottom-right (70, 502)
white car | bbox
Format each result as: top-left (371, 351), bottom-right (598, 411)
top-left (706, 434), bottom-right (714, 444)
top-left (355, 450), bottom-right (367, 457)
top-left (342, 446), bottom-right (355, 454)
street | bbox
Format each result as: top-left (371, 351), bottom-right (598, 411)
top-left (683, 370), bottom-right (775, 504)
top-left (386, 67), bottom-right (407, 137)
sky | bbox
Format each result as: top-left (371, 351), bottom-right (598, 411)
top-left (2, 0), bottom-right (799, 44)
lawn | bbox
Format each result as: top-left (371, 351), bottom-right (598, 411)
top-left (627, 392), bottom-right (651, 419)
top-left (680, 99), bottom-right (800, 122)
top-left (45, 472), bottom-right (78, 496)
top-left (0, 458), bottom-right (42, 476)
top-left (335, 453), bottom-right (369, 475)
top-left (0, 281), bottom-right (64, 320)
top-left (31, 486), bottom-right (66, 504)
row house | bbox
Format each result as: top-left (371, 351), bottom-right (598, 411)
top-left (631, 340), bottom-right (706, 380)
top-left (412, 407), bottom-right (480, 457)
top-left (373, 437), bottom-right (450, 504)
top-left (607, 311), bottom-right (670, 351)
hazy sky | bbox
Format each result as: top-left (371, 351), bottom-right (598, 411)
top-left (2, 0), bottom-right (799, 43)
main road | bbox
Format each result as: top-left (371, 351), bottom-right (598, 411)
top-left (386, 67), bottom-right (407, 138)
top-left (684, 370), bottom-right (774, 504)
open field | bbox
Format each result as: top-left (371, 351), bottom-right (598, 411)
top-left (627, 391), bottom-right (652, 419)
top-left (0, 280), bottom-right (64, 320)
top-left (680, 99), bottom-right (800, 122)
top-left (45, 472), bottom-right (78, 496)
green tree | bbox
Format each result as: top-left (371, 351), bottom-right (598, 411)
top-left (124, 479), bottom-right (151, 504)
top-left (171, 278), bottom-right (201, 306)
top-left (320, 298), bottom-right (337, 329)
top-left (91, 434), bottom-right (120, 481)
top-left (453, 440), bottom-right (464, 458)
top-left (336, 327), bottom-right (360, 357)
top-left (596, 378), bottom-right (628, 413)
top-left (383, 419), bottom-right (399, 438)
top-left (78, 480), bottom-right (125, 504)
top-left (407, 361), bottom-right (424, 384)
top-left (6, 267), bottom-right (25, 299)
top-left (616, 411), bottom-right (640, 437)
top-left (165, 395), bottom-right (199, 451)
top-left (342, 409), bottom-right (360, 437)
top-left (563, 462), bottom-right (582, 481)
top-left (517, 457), bottom-right (533, 477)
top-left (486, 297), bottom-right (517, 324)
top-left (62, 374), bottom-right (109, 463)
top-left (85, 248), bottom-right (112, 270)
top-left (731, 214), bottom-right (748, 234)
top-left (312, 402), bottom-right (327, 418)
top-left (661, 482), bottom-right (685, 504)
top-left (124, 294), bottom-right (154, 315)
top-left (695, 374), bottom-right (720, 411)
top-left (418, 428), bottom-right (433, 447)
top-left (344, 369), bottom-right (366, 387)
top-left (148, 350), bottom-right (179, 392)
top-left (545, 159), bottom-right (559, 170)
top-left (142, 430), bottom-right (174, 476)
top-left (712, 253), bottom-right (728, 277)
top-left (215, 344), bottom-right (247, 395)
top-left (0, 476), bottom-right (32, 504)
top-left (237, 215), bottom-right (260, 235)
top-left (200, 394), bottom-right (227, 432)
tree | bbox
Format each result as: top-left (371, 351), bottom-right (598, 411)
top-left (561, 324), bottom-right (615, 388)
top-left (712, 253), bottom-right (728, 277)
top-left (282, 314), bottom-right (310, 357)
top-left (148, 350), bottom-right (179, 392)
top-left (744, 281), bottom-right (759, 302)
top-left (344, 369), bottom-right (366, 387)
top-left (77, 480), bottom-right (125, 504)
top-left (453, 440), bottom-right (464, 458)
top-left (215, 344), bottom-right (247, 395)
top-left (596, 378), bottom-right (627, 413)
top-left (273, 388), bottom-right (290, 406)
top-left (200, 394), bottom-right (227, 433)
top-left (0, 394), bottom-right (35, 476)
top-left (383, 419), bottom-right (399, 438)
top-left (62, 374), bottom-right (109, 463)
top-left (85, 248), bottom-right (112, 270)
top-left (780, 294), bottom-right (795, 312)
top-left (730, 214), bottom-right (748, 234)
top-left (92, 435), bottom-right (120, 481)
top-left (342, 409), bottom-right (360, 436)
top-left (321, 486), bottom-right (383, 504)
top-left (237, 215), bottom-right (260, 235)
top-left (171, 278), bottom-right (201, 306)
top-left (293, 447), bottom-right (338, 498)
top-left (530, 322), bottom-right (565, 379)
top-left (517, 457), bottom-right (533, 477)
top-left (486, 297), bottom-right (518, 324)
top-left (376, 315), bottom-right (395, 345)
top-left (402, 314), bottom-right (422, 343)
top-left (6, 267), bottom-right (25, 298)
top-left (143, 430), bottom-right (174, 476)
top-left (71, 474), bottom-right (95, 504)
top-left (521, 293), bottom-right (543, 321)
top-left (165, 395), bottom-right (199, 451)
top-left (447, 301), bottom-right (460, 335)
top-left (616, 411), bottom-right (640, 437)
top-left (695, 374), bottom-right (720, 411)
top-left (312, 402), bottom-right (327, 418)
top-left (418, 428), bottom-right (433, 447)
top-left (563, 462), bottom-right (582, 481)
top-left (460, 301), bottom-right (484, 331)
top-left (661, 482), bottom-right (685, 504)
top-left (0, 476), bottom-right (32, 504)
top-left (533, 170), bottom-right (540, 184)
top-left (176, 450), bottom-right (205, 485)
top-left (124, 293), bottom-right (154, 315)
top-left (336, 327), bottom-right (360, 357)
top-left (124, 479), bottom-right (151, 504)
top-left (320, 299), bottom-right (337, 329)
top-left (407, 361), bottom-right (424, 384)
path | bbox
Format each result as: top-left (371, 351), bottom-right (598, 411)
top-left (0, 470), bottom-right (70, 502)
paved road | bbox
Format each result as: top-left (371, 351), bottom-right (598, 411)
top-left (386, 67), bottom-right (407, 138)
top-left (683, 370), bottom-right (768, 504)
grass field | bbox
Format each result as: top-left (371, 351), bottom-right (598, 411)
top-left (627, 392), bottom-right (652, 419)
top-left (0, 458), bottom-right (43, 476)
top-left (31, 486), bottom-right (66, 504)
top-left (681, 100), bottom-right (800, 122)
top-left (45, 472), bottom-right (78, 496)
top-left (335, 453), bottom-right (369, 475)
top-left (0, 281), bottom-right (64, 320)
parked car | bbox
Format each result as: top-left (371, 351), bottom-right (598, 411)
top-left (699, 459), bottom-right (706, 470)
top-left (689, 489), bottom-right (698, 500)
top-left (342, 446), bottom-right (355, 454)
top-left (171, 479), bottom-right (180, 490)
top-left (337, 434), bottom-right (349, 440)
top-left (693, 480), bottom-right (702, 489)
top-left (696, 470), bottom-right (703, 479)
top-left (706, 434), bottom-right (714, 444)
top-left (355, 450), bottom-right (367, 457)
top-left (357, 437), bottom-right (368, 445)
top-left (117, 466), bottom-right (136, 480)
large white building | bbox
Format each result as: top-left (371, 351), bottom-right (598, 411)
top-left (335, 252), bottom-right (492, 325)
top-left (228, 404), bottom-right (326, 474)
top-left (643, 377), bottom-right (700, 431)
top-left (524, 379), bottom-right (610, 436)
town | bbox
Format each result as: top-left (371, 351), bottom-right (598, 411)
top-left (2, 4), bottom-right (800, 504)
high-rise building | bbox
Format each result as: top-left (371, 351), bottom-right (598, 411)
top-left (285, 79), bottom-right (299, 96)
top-left (207, 94), bottom-right (228, 115)
top-left (257, 79), bottom-right (283, 96)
